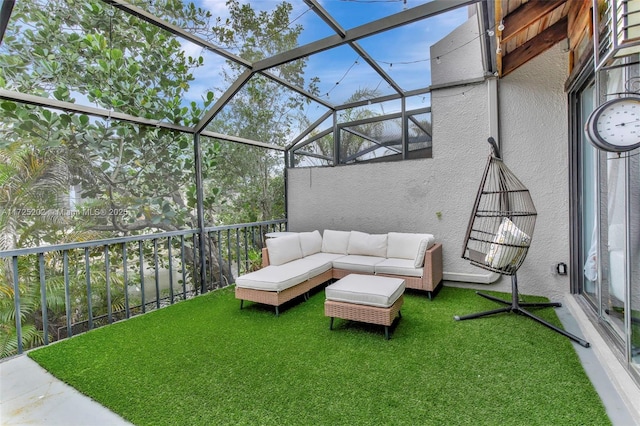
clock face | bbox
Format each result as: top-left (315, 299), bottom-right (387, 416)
top-left (587, 97), bottom-right (640, 152)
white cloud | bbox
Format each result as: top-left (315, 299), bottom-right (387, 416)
top-left (198, 0), bottom-right (231, 17)
top-left (184, 0), bottom-right (469, 107)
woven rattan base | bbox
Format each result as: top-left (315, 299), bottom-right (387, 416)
top-left (325, 295), bottom-right (404, 339)
top-left (332, 243), bottom-right (443, 300)
top-left (236, 269), bottom-right (332, 315)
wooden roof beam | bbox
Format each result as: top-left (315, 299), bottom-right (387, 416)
top-left (501, 15), bottom-right (568, 76)
top-left (500, 0), bottom-right (566, 44)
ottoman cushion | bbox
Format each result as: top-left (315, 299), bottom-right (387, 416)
top-left (325, 274), bottom-right (405, 308)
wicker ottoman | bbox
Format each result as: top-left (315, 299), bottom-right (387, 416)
top-left (324, 274), bottom-right (405, 339)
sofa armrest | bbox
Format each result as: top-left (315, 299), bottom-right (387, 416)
top-left (422, 243), bottom-right (443, 290)
top-left (262, 247), bottom-right (270, 268)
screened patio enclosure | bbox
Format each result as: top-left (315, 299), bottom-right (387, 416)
top-left (0, 0), bottom-right (496, 355)
top-left (1, 0), bottom-right (490, 166)
top-left (0, 0), bottom-right (492, 261)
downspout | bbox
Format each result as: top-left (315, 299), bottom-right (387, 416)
top-left (440, 3), bottom-right (499, 285)
top-left (401, 96), bottom-right (408, 160)
top-left (444, 77), bottom-right (501, 285)
top-left (332, 110), bottom-right (339, 166)
top-left (487, 76), bottom-right (500, 148)
top-left (284, 149), bottom-right (289, 231)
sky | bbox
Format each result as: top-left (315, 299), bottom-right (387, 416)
top-left (2, 0), bottom-right (475, 134)
top-left (183, 0), bottom-right (472, 120)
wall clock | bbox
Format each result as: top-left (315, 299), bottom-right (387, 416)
top-left (586, 96), bottom-right (640, 152)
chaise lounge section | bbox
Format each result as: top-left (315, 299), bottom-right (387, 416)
top-left (235, 230), bottom-right (443, 315)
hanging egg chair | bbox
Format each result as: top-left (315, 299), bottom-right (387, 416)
top-left (461, 138), bottom-right (536, 275)
top-left (455, 138), bottom-right (590, 348)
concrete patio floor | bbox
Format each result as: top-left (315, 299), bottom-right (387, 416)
top-left (1, 355), bottom-right (131, 426)
top-left (1, 294), bottom-right (639, 426)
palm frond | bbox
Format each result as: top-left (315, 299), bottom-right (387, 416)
top-left (0, 324), bottom-right (43, 358)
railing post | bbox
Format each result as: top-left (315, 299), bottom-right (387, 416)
top-left (167, 237), bottom-right (174, 304)
top-left (192, 234), bottom-right (199, 294)
top-left (38, 253), bottom-right (49, 345)
top-left (245, 227), bottom-right (251, 273)
top-left (12, 256), bottom-right (22, 354)
top-left (153, 239), bottom-right (160, 309)
top-left (63, 250), bottom-right (72, 338)
top-left (85, 248), bottom-right (93, 330)
top-left (217, 230), bottom-right (223, 286)
top-left (236, 228), bottom-right (241, 278)
top-left (180, 235), bottom-right (187, 299)
top-left (105, 245), bottom-right (112, 324)
top-left (139, 241), bottom-right (146, 313)
top-left (123, 243), bottom-right (130, 319)
top-left (193, 132), bottom-right (208, 293)
top-left (227, 229), bottom-right (232, 281)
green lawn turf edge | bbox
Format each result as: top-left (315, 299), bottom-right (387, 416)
top-left (28, 286), bottom-right (610, 426)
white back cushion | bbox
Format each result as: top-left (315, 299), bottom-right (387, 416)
top-left (387, 232), bottom-right (435, 266)
top-left (413, 237), bottom-right (435, 267)
top-left (299, 230), bottom-right (322, 257)
top-left (347, 231), bottom-right (388, 257)
top-left (266, 234), bottom-right (303, 266)
top-left (485, 217), bottom-right (530, 269)
top-left (321, 230), bottom-right (351, 254)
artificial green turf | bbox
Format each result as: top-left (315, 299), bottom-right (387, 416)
top-left (29, 286), bottom-right (610, 426)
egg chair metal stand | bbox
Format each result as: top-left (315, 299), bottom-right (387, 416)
top-left (455, 138), bottom-right (590, 348)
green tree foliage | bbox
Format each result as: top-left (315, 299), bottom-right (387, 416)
top-left (0, 1), bottom-right (218, 356)
top-left (0, 0), bottom-right (214, 236)
top-left (205, 0), bottom-right (318, 223)
top-left (0, 0), bottom-right (312, 356)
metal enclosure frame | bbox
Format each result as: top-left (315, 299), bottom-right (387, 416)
top-left (0, 0), bottom-right (490, 286)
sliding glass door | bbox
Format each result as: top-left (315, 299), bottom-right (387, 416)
top-left (579, 83), bottom-right (598, 305)
top-left (572, 63), bottom-right (640, 382)
top-left (630, 145), bottom-right (639, 371)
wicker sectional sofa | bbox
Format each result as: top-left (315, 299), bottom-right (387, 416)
top-left (234, 230), bottom-right (443, 315)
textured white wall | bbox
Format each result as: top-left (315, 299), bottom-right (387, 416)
top-left (431, 15), bottom-right (485, 86)
top-left (497, 42), bottom-right (571, 300)
top-left (288, 80), bottom-right (495, 286)
top-left (287, 160), bottom-right (443, 234)
top-left (287, 28), bottom-right (571, 300)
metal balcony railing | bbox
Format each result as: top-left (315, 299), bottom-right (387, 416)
top-left (0, 219), bottom-right (287, 357)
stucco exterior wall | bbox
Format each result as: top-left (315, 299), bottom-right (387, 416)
top-left (287, 76), bottom-right (496, 288)
top-left (286, 25), bottom-right (571, 300)
top-left (497, 41), bottom-right (570, 300)
top-left (431, 15), bottom-right (485, 85)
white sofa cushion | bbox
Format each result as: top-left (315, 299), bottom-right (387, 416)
top-left (303, 252), bottom-right (346, 264)
top-left (386, 232), bottom-right (435, 267)
top-left (235, 263), bottom-right (310, 292)
top-left (347, 231), bottom-right (388, 257)
top-left (266, 234), bottom-right (303, 266)
top-left (375, 258), bottom-right (424, 277)
top-left (332, 255), bottom-right (385, 273)
top-left (485, 217), bottom-right (530, 269)
top-left (299, 230), bottom-right (322, 257)
top-left (286, 256), bottom-right (333, 278)
top-left (325, 274), bottom-right (405, 308)
top-left (322, 230), bottom-right (351, 254)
